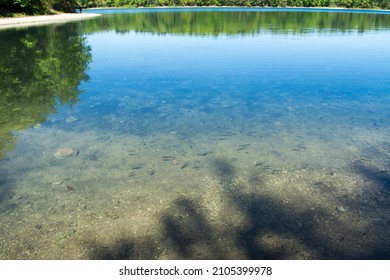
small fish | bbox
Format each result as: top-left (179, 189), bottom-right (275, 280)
top-left (237, 144), bottom-right (250, 151)
top-left (215, 133), bottom-right (232, 140)
top-left (162, 156), bottom-right (175, 161)
top-left (130, 163), bottom-right (144, 169)
top-left (180, 162), bottom-right (190, 169)
top-left (7, 191), bottom-right (16, 199)
top-left (128, 150), bottom-right (139, 156)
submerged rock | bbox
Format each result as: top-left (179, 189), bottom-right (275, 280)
top-left (336, 206), bottom-right (346, 212)
top-left (54, 147), bottom-right (79, 159)
top-left (65, 116), bottom-right (78, 123)
top-left (51, 181), bottom-right (63, 185)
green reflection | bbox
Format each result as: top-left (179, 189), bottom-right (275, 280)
top-left (0, 24), bottom-right (92, 158)
top-left (83, 9), bottom-right (390, 35)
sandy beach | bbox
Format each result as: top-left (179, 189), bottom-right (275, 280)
top-left (0, 13), bottom-right (101, 29)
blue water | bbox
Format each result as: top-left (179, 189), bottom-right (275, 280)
top-left (75, 25), bottom-right (390, 151)
top-left (0, 8), bottom-right (389, 259)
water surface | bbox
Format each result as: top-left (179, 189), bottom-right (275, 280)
top-left (0, 8), bottom-right (390, 259)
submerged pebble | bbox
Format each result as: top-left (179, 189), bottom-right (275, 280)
top-left (65, 116), bottom-right (78, 123)
top-left (52, 181), bottom-right (63, 185)
top-left (54, 147), bottom-right (79, 159)
top-left (336, 206), bottom-right (346, 212)
top-left (35, 224), bottom-right (43, 230)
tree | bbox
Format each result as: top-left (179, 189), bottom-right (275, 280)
top-left (0, 23), bottom-right (92, 158)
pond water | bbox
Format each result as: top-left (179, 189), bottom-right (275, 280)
top-left (0, 8), bottom-right (390, 259)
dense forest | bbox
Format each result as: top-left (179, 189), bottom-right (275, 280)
top-left (1, 0), bottom-right (389, 16)
top-left (0, 0), bottom-right (80, 15)
top-left (83, 0), bottom-right (390, 9)
top-left (81, 9), bottom-right (390, 35)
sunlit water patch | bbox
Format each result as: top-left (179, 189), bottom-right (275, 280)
top-left (0, 8), bottom-right (390, 259)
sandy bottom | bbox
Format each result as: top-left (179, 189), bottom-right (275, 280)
top-left (0, 110), bottom-right (389, 259)
top-left (0, 13), bottom-right (101, 29)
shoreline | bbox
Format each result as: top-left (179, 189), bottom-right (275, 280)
top-left (0, 13), bottom-right (101, 29)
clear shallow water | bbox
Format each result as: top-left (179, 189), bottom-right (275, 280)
top-left (0, 8), bottom-right (390, 259)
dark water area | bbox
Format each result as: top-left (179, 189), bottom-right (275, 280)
top-left (0, 8), bottom-right (390, 259)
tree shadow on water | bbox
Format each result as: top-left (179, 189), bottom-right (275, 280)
top-left (163, 198), bottom-right (224, 259)
top-left (0, 167), bottom-right (17, 211)
top-left (219, 156), bottom-right (390, 259)
top-left (209, 157), bottom-right (342, 259)
top-left (351, 145), bottom-right (390, 191)
top-left (352, 163), bottom-right (390, 191)
top-left (86, 238), bottom-right (160, 260)
top-left (86, 156), bottom-right (390, 259)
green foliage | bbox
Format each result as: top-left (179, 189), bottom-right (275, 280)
top-left (81, 9), bottom-right (390, 35)
top-left (380, 0), bottom-right (390, 8)
top-left (0, 23), bottom-right (92, 158)
top-left (74, 0), bottom-right (390, 8)
top-left (0, 0), bottom-right (81, 15)
top-left (1, 0), bottom-right (390, 15)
